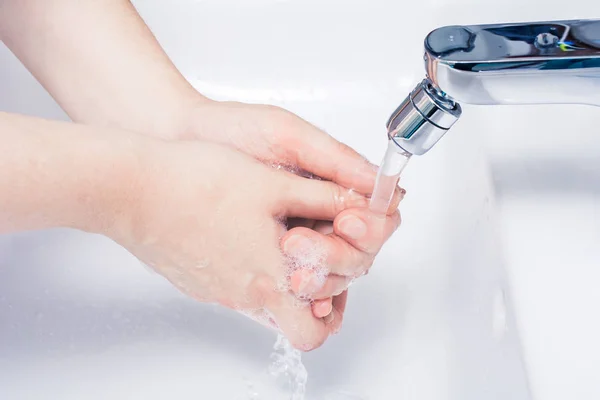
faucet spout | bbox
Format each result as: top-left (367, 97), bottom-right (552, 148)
top-left (387, 79), bottom-right (461, 156)
top-left (387, 19), bottom-right (600, 156)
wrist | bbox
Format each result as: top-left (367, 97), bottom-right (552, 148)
top-left (155, 92), bottom-right (215, 141)
top-left (104, 89), bottom-right (214, 142)
top-left (48, 130), bottom-right (145, 240)
top-left (0, 112), bottom-right (145, 237)
top-left (76, 132), bottom-right (147, 241)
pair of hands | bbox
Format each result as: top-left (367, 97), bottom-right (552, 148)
top-left (117, 100), bottom-right (403, 351)
top-left (0, 0), bottom-right (402, 351)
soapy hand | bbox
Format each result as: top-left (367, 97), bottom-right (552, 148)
top-left (179, 100), bottom-right (404, 318)
top-left (114, 139), bottom-right (376, 350)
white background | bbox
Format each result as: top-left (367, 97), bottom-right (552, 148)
top-left (1, 1), bottom-right (599, 399)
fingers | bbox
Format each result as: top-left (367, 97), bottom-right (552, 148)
top-left (274, 110), bottom-right (379, 195)
top-left (312, 298), bottom-right (333, 318)
top-left (282, 226), bottom-right (372, 279)
top-left (289, 268), bottom-right (351, 299)
top-left (311, 290), bottom-right (347, 333)
top-left (312, 275), bottom-right (352, 299)
top-left (282, 207), bottom-right (401, 281)
top-left (387, 186), bottom-right (406, 214)
top-left (334, 208), bottom-right (401, 254)
top-left (328, 290), bottom-right (348, 334)
top-left (333, 290), bottom-right (349, 315)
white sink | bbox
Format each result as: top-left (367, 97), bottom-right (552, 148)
top-left (0, 1), bottom-right (597, 399)
top-left (479, 104), bottom-right (600, 400)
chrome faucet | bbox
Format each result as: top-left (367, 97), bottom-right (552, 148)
top-left (388, 18), bottom-right (600, 156)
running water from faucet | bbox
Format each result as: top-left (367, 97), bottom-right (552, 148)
top-left (369, 141), bottom-right (411, 214)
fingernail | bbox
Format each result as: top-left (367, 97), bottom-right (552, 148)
top-left (315, 300), bottom-right (333, 317)
top-left (399, 187), bottom-right (407, 201)
top-left (283, 235), bottom-right (313, 257)
top-left (338, 215), bottom-right (367, 240)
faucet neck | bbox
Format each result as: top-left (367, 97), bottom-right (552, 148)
top-left (424, 19), bottom-right (600, 106)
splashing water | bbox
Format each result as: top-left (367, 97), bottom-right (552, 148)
top-left (269, 334), bottom-right (308, 400)
top-left (242, 333), bottom-right (368, 399)
top-left (369, 141), bottom-right (411, 214)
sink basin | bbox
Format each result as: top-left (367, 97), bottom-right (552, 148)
top-left (480, 104), bottom-right (600, 400)
top-left (0, 1), bottom-right (596, 399)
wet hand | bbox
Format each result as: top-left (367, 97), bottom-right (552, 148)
top-left (284, 203), bottom-right (403, 321)
top-left (112, 140), bottom-right (373, 350)
top-left (180, 100), bottom-right (405, 320)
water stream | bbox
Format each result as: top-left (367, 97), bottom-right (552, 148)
top-left (369, 140), bottom-right (411, 213)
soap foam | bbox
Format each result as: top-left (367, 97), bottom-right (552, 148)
top-left (283, 239), bottom-right (328, 306)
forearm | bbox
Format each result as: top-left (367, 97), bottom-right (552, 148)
top-left (0, 0), bottom-right (204, 138)
top-left (0, 112), bottom-right (139, 235)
